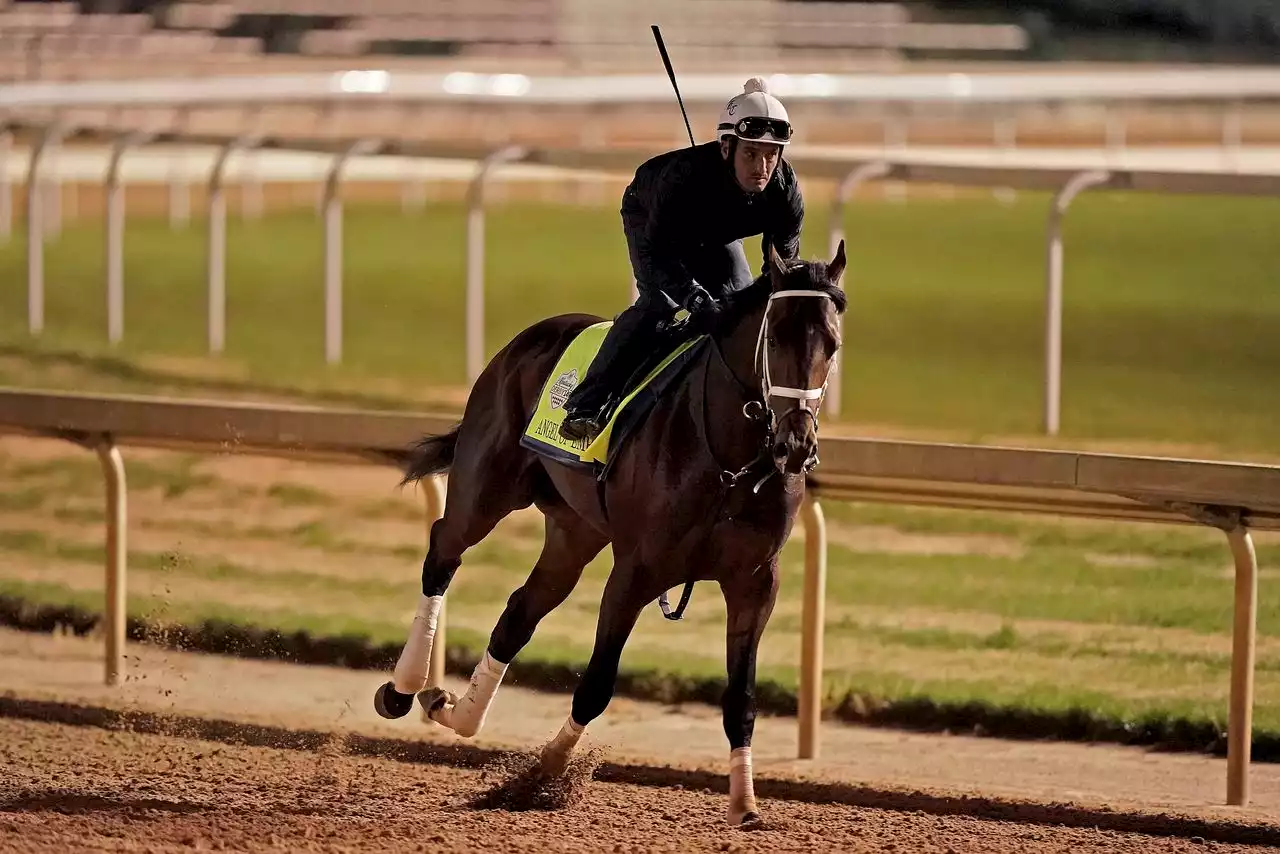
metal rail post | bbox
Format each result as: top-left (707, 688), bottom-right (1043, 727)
top-left (105, 132), bottom-right (151, 345)
top-left (322, 139), bottom-right (379, 365)
top-left (1226, 524), bottom-right (1259, 806)
top-left (826, 162), bottom-right (890, 419)
top-left (1044, 170), bottom-right (1111, 436)
top-left (95, 439), bottom-right (127, 687)
top-left (466, 146), bottom-right (526, 384)
top-left (206, 136), bottom-right (257, 355)
top-left (798, 494), bottom-right (828, 759)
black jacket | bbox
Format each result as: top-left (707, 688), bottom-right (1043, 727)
top-left (620, 141), bottom-right (805, 300)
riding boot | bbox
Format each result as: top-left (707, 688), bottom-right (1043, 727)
top-left (559, 304), bottom-right (659, 443)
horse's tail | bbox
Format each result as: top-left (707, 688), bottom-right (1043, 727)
top-left (399, 424), bottom-right (461, 486)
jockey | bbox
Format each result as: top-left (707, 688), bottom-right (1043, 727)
top-left (559, 76), bottom-right (804, 444)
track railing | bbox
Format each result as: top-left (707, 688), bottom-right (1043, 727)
top-left (0, 387), bottom-right (1276, 806)
top-left (7, 123), bottom-right (1280, 433)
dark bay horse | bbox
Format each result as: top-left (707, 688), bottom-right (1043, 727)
top-left (374, 242), bottom-right (847, 826)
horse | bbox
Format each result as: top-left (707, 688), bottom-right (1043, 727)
top-left (373, 240), bottom-right (847, 826)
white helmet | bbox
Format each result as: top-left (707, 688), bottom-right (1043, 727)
top-left (717, 77), bottom-right (793, 146)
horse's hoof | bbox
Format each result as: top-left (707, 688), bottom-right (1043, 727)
top-left (729, 810), bottom-right (762, 828)
top-left (537, 749), bottom-right (570, 779)
top-left (417, 686), bottom-right (454, 716)
top-left (373, 681), bottom-right (415, 720)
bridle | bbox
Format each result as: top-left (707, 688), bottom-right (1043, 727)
top-left (747, 285), bottom-right (839, 460)
top-left (709, 285), bottom-right (840, 492)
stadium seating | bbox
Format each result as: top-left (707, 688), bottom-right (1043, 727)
top-left (0, 0), bottom-right (1031, 78)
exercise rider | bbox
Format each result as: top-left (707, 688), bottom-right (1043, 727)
top-left (558, 76), bottom-right (805, 444)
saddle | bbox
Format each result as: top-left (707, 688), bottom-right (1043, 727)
top-left (519, 295), bottom-right (711, 475)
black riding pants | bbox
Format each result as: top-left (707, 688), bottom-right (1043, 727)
top-left (562, 202), bottom-right (755, 414)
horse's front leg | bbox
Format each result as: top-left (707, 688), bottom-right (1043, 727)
top-left (720, 558), bottom-right (781, 827)
top-left (538, 559), bottom-right (653, 777)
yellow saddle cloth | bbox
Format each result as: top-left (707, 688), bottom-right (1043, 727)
top-left (519, 321), bottom-right (706, 471)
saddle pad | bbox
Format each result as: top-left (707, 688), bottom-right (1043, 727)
top-left (519, 320), bottom-right (705, 471)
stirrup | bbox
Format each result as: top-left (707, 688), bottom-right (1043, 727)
top-left (558, 413), bottom-right (602, 442)
top-left (559, 399), bottom-right (611, 441)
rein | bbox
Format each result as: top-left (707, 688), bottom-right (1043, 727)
top-left (657, 286), bottom-right (838, 621)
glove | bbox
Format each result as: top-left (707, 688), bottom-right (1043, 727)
top-left (682, 282), bottom-right (721, 317)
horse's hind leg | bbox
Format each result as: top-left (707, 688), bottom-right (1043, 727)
top-left (537, 559), bottom-right (659, 776)
top-left (374, 448), bottom-right (535, 720)
top-left (425, 509), bottom-right (608, 738)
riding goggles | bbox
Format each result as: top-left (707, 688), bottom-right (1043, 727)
top-left (734, 116), bottom-right (793, 142)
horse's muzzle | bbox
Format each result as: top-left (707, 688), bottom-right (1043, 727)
top-left (772, 428), bottom-right (817, 476)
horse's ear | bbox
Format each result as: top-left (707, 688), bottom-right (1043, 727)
top-left (767, 244), bottom-right (788, 289)
top-left (827, 239), bottom-right (847, 285)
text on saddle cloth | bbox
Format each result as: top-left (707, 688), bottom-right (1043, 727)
top-left (519, 320), bottom-right (706, 471)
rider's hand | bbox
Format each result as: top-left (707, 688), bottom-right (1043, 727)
top-left (682, 282), bottom-right (721, 317)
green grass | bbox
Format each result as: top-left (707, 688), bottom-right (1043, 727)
top-left (1, 192), bottom-right (1279, 454)
top-left (2, 444), bottom-right (1279, 738)
top-left (3, 191), bottom-right (1280, 749)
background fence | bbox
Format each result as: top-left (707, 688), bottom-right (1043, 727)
top-left (5, 120), bottom-right (1279, 433)
top-left (1, 387), bottom-right (1277, 804)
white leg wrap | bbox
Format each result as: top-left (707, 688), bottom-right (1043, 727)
top-left (430, 650), bottom-right (508, 737)
top-left (549, 715), bottom-right (585, 753)
top-left (728, 747), bottom-right (758, 825)
top-left (392, 594), bottom-right (443, 695)
top-left (540, 715), bottom-right (585, 776)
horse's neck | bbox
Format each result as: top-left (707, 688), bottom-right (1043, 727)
top-left (700, 301), bottom-right (768, 463)
top-left (716, 301), bottom-right (767, 395)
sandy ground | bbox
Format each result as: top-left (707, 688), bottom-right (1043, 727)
top-left (5, 440), bottom-right (1280, 851)
top-left (2, 627), bottom-right (1280, 852)
top-left (2, 715), bottom-right (1276, 854)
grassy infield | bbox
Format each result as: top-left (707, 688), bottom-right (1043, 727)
top-left (1, 188), bottom-right (1279, 751)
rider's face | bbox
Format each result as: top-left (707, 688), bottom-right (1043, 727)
top-left (723, 139), bottom-right (781, 193)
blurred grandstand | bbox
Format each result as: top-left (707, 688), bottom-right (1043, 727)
top-left (2, 0), bottom-right (1276, 82)
top-left (3, 1), bottom-right (1280, 174)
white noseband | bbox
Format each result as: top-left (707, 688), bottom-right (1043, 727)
top-left (753, 289), bottom-right (838, 419)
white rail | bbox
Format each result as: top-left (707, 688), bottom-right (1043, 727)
top-left (6, 124), bottom-right (1280, 435)
top-left (5, 67), bottom-right (1280, 110)
top-left (0, 388), bottom-right (1275, 806)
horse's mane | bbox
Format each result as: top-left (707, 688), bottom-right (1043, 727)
top-left (713, 259), bottom-right (848, 333)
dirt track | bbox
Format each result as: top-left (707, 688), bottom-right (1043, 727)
top-left (3, 631), bottom-right (1280, 852)
top-left (3, 713), bottom-right (1277, 854)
